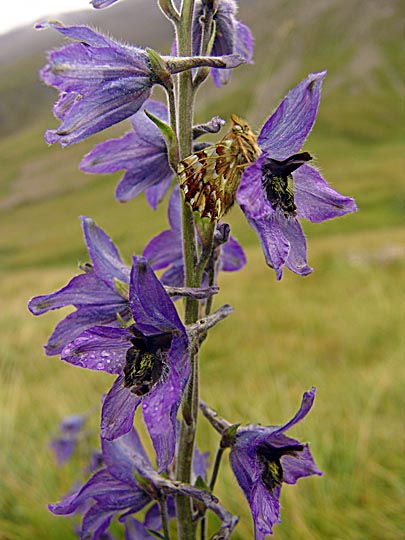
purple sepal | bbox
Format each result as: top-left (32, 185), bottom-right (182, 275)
top-left (192, 0), bottom-right (253, 88)
top-left (101, 426), bottom-right (152, 484)
top-left (294, 164), bottom-right (358, 222)
top-left (101, 375), bottom-right (141, 442)
top-left (220, 236), bottom-right (247, 272)
top-left (44, 304), bottom-right (127, 356)
top-left (28, 217), bottom-right (131, 355)
top-left (142, 336), bottom-right (190, 471)
top-left (61, 326), bottom-right (132, 373)
top-left (82, 216), bottom-right (129, 285)
top-left (49, 429), bottom-right (153, 539)
top-left (161, 263), bottom-right (185, 288)
top-left (129, 256), bottom-right (185, 336)
top-left (211, 18), bottom-right (254, 88)
top-left (143, 188), bottom-right (182, 269)
top-left (258, 71), bottom-right (327, 160)
top-left (29, 274), bottom-right (121, 315)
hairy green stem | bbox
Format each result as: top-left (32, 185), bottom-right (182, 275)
top-left (175, 1), bottom-right (200, 538)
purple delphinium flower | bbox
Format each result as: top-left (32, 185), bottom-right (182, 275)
top-left (143, 186), bottom-right (246, 287)
top-left (38, 20), bottom-right (245, 146)
top-left (229, 388), bottom-right (322, 539)
top-left (50, 414), bottom-right (86, 465)
top-left (50, 427), bottom-right (163, 539)
top-left (237, 71), bottom-right (357, 280)
top-left (192, 0), bottom-right (253, 87)
top-left (61, 256), bottom-right (190, 471)
top-left (37, 22), bottom-right (156, 146)
top-left (28, 217), bottom-right (130, 356)
top-left (51, 425), bottom-right (232, 539)
top-left (80, 100), bottom-right (174, 209)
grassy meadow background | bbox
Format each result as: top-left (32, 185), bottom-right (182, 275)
top-left (0, 0), bottom-right (404, 539)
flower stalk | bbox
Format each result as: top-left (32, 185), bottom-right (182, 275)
top-left (174, 1), bottom-right (201, 537)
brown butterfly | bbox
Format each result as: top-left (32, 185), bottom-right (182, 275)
top-left (178, 114), bottom-right (261, 221)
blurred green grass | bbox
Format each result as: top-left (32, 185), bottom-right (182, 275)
top-left (1, 0), bottom-right (405, 537)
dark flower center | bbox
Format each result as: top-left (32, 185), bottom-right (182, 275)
top-left (257, 442), bottom-right (304, 491)
top-left (261, 152), bottom-right (312, 217)
top-left (123, 329), bottom-right (173, 396)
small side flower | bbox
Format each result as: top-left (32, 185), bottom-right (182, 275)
top-left (49, 427), bottom-right (159, 539)
top-left (192, 0), bottom-right (253, 87)
top-left (38, 21), bottom-right (246, 146)
top-left (37, 22), bottom-right (156, 146)
top-left (229, 388), bottom-right (322, 539)
top-left (80, 100), bottom-right (174, 209)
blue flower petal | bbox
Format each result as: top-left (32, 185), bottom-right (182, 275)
top-left (277, 214), bottom-right (312, 277)
top-left (101, 375), bottom-right (141, 440)
top-left (102, 428), bottom-right (153, 485)
top-left (82, 216), bottom-right (130, 286)
top-left (258, 71), bottom-right (326, 159)
top-left (61, 326), bottom-right (132, 373)
top-left (220, 236), bottom-right (246, 272)
top-left (81, 100), bottom-right (173, 206)
top-left (129, 256), bottom-right (186, 335)
top-left (294, 164), bottom-right (358, 222)
top-left (44, 304), bottom-right (127, 356)
top-left (229, 388), bottom-right (321, 537)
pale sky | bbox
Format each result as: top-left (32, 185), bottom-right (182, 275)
top-left (1, 0), bottom-right (94, 36)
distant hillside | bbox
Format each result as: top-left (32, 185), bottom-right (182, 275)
top-left (0, 0), bottom-right (402, 141)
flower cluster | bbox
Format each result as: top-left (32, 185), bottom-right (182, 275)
top-left (30, 0), bottom-right (358, 538)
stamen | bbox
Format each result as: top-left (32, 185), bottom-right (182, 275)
top-left (261, 152), bottom-right (312, 217)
